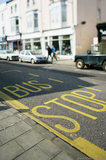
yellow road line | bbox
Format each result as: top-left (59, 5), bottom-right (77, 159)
top-left (74, 137), bottom-right (106, 160)
top-left (48, 78), bottom-right (64, 83)
top-left (1, 70), bottom-right (22, 73)
top-left (0, 91), bottom-right (29, 110)
top-left (78, 85), bottom-right (102, 92)
top-left (0, 91), bottom-right (105, 160)
top-left (28, 73), bottom-right (39, 77)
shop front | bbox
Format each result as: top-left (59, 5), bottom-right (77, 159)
top-left (22, 27), bottom-right (75, 59)
top-left (0, 36), bottom-right (7, 50)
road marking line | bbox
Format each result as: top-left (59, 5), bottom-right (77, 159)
top-left (0, 91), bottom-right (29, 110)
top-left (0, 91), bottom-right (105, 160)
top-left (28, 73), bottom-right (39, 77)
top-left (1, 70), bottom-right (22, 73)
top-left (78, 85), bottom-right (102, 92)
top-left (74, 137), bottom-right (106, 160)
top-left (48, 78), bottom-right (64, 83)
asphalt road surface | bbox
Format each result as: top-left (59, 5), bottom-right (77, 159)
top-left (0, 60), bottom-right (106, 159)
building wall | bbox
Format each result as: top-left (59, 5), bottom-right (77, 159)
top-left (0, 0), bottom-right (106, 57)
top-left (76, 0), bottom-right (106, 54)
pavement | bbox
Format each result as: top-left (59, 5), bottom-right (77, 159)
top-left (0, 59), bottom-right (91, 160)
top-left (48, 58), bottom-right (75, 66)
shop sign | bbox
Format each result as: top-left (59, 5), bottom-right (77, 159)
top-left (100, 29), bottom-right (106, 35)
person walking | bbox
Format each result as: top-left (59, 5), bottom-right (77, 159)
top-left (52, 45), bottom-right (57, 61)
top-left (47, 45), bottom-right (53, 63)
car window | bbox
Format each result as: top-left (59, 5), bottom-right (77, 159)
top-left (20, 51), bottom-right (25, 55)
top-left (6, 51), bottom-right (13, 54)
top-left (25, 51), bottom-right (30, 55)
top-left (31, 51), bottom-right (37, 55)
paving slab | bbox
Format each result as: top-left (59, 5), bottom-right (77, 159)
top-left (0, 140), bottom-right (24, 160)
top-left (15, 145), bottom-right (50, 160)
top-left (0, 121), bottom-right (31, 145)
top-left (15, 129), bottom-right (44, 150)
top-left (52, 151), bottom-right (74, 160)
top-left (0, 115), bottom-right (21, 131)
top-left (37, 139), bottom-right (61, 157)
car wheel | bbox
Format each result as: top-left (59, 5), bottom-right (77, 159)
top-left (76, 59), bottom-right (84, 69)
top-left (103, 61), bottom-right (106, 71)
top-left (7, 57), bottom-right (10, 61)
top-left (19, 58), bottom-right (22, 62)
top-left (31, 59), bottom-right (35, 64)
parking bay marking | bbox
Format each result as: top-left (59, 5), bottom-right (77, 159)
top-left (0, 90), bottom-right (106, 160)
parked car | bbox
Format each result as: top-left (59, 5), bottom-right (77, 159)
top-left (19, 50), bottom-right (48, 64)
top-left (0, 50), bottom-right (19, 61)
top-left (74, 52), bottom-right (106, 71)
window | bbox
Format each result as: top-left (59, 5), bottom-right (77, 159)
top-left (34, 11), bottom-right (38, 29)
top-left (50, 1), bottom-right (67, 28)
top-left (11, 6), bottom-right (13, 14)
top-left (27, 0), bottom-right (30, 7)
top-left (15, 4), bottom-right (17, 13)
top-left (11, 17), bottom-right (19, 33)
top-left (62, 3), bottom-right (67, 23)
top-left (1, 13), bottom-right (4, 21)
top-left (27, 13), bottom-right (33, 31)
top-left (97, 8), bottom-right (101, 21)
top-left (2, 26), bottom-right (5, 35)
top-left (33, 0), bottom-right (36, 5)
top-left (26, 10), bottom-right (38, 32)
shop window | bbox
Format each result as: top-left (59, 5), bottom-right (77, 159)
top-left (51, 36), bottom-right (59, 52)
top-left (33, 38), bottom-right (41, 54)
top-left (61, 35), bottom-right (71, 55)
top-left (25, 43), bottom-right (31, 50)
top-left (2, 26), bottom-right (5, 35)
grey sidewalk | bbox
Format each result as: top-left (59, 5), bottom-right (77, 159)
top-left (47, 57), bottom-right (75, 66)
top-left (0, 101), bottom-right (90, 160)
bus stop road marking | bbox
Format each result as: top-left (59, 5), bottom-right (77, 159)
top-left (1, 70), bottom-right (22, 74)
top-left (0, 91), bottom-right (105, 160)
top-left (28, 73), bottom-right (39, 77)
top-left (78, 85), bottom-right (102, 92)
top-left (48, 78), bottom-right (64, 83)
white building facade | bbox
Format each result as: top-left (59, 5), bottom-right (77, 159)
top-left (0, 0), bottom-right (106, 59)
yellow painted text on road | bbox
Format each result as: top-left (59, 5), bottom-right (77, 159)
top-left (71, 90), bottom-right (106, 104)
top-left (32, 105), bottom-right (80, 133)
top-left (44, 98), bottom-right (97, 120)
top-left (0, 90), bottom-right (106, 160)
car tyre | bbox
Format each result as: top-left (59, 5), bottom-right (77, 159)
top-left (7, 57), bottom-right (10, 61)
top-left (76, 59), bottom-right (84, 69)
top-left (19, 58), bottom-right (22, 62)
top-left (103, 61), bottom-right (106, 71)
top-left (31, 59), bottom-right (35, 64)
